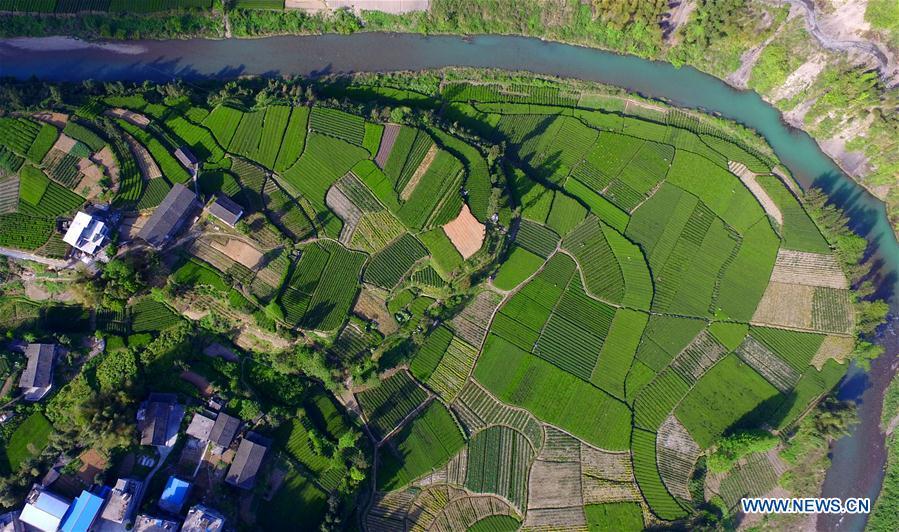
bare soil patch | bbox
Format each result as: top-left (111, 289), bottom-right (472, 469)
top-left (181, 370), bottom-right (213, 396)
top-left (354, 287), bottom-right (398, 334)
top-left (374, 123), bottom-right (400, 168)
top-left (770, 249), bottom-right (848, 289)
top-left (442, 204), bottom-right (485, 259)
top-left (76, 158), bottom-right (105, 198)
top-left (527, 460), bottom-right (583, 510)
top-left (52, 133), bottom-right (78, 155)
top-left (400, 143), bottom-right (438, 201)
top-left (810, 335), bottom-right (855, 369)
top-left (124, 133), bottom-right (162, 180)
top-left (33, 112), bottom-right (68, 129)
top-left (286, 0), bottom-right (327, 11)
top-left (76, 449), bottom-right (108, 485)
top-left (119, 213), bottom-right (149, 242)
top-left (106, 107), bottom-right (150, 128)
top-left (752, 281), bottom-right (815, 329)
top-left (210, 238), bottom-right (263, 269)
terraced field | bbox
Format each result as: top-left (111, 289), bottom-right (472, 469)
top-left (10, 80), bottom-right (861, 531)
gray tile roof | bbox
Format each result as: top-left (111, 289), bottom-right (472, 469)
top-left (19, 344), bottom-right (55, 389)
top-left (138, 394), bottom-right (182, 447)
top-left (225, 433), bottom-right (269, 489)
top-left (206, 195), bottom-right (243, 227)
top-left (208, 413), bottom-right (240, 448)
top-left (136, 184), bottom-right (199, 247)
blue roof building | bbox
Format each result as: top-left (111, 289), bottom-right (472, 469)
top-left (59, 490), bottom-right (104, 532)
top-left (159, 476), bottom-right (191, 514)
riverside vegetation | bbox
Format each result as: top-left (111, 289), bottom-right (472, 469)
top-left (1, 1), bottom-right (896, 236)
top-left (0, 70), bottom-right (887, 528)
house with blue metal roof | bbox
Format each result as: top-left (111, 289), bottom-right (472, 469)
top-left (59, 490), bottom-right (104, 532)
top-left (159, 476), bottom-right (191, 514)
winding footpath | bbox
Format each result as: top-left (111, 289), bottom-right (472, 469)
top-left (781, 0), bottom-right (897, 86)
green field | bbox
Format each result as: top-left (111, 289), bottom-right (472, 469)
top-left (376, 400), bottom-right (465, 490)
top-left (6, 413), bottom-right (53, 470)
top-left (0, 78), bottom-right (860, 530)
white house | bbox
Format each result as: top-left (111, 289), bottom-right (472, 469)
top-left (63, 212), bottom-right (109, 255)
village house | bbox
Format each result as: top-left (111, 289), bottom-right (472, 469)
top-left (173, 147), bottom-right (199, 177)
top-left (133, 514), bottom-right (180, 532)
top-left (136, 184), bottom-right (200, 248)
top-left (185, 411), bottom-right (240, 451)
top-left (62, 211), bottom-right (109, 257)
top-left (136, 393), bottom-right (184, 447)
top-left (98, 478), bottom-right (141, 527)
top-left (18, 485), bottom-right (69, 532)
top-left (180, 505), bottom-right (224, 532)
top-left (205, 195), bottom-right (243, 227)
top-left (18, 343), bottom-right (56, 402)
top-left (225, 432), bottom-right (269, 490)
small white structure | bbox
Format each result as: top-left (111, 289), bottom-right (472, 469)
top-left (180, 505), bottom-right (224, 532)
top-left (19, 486), bottom-right (70, 532)
top-left (63, 212), bottom-right (109, 255)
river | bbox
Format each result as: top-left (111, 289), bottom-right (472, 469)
top-left (1, 32), bottom-right (896, 531)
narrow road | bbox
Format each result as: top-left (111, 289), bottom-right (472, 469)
top-left (781, 0), bottom-right (896, 86)
top-left (0, 246), bottom-right (72, 269)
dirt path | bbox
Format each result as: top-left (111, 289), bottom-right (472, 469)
top-left (780, 0), bottom-right (897, 86)
top-left (0, 246), bottom-right (73, 269)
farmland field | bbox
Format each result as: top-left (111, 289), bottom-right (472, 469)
top-left (5, 413), bottom-right (53, 470)
top-left (0, 79), bottom-right (863, 530)
top-left (376, 400), bottom-right (465, 490)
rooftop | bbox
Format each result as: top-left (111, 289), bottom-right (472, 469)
top-left (180, 505), bottom-right (224, 532)
top-left (19, 486), bottom-right (70, 532)
top-left (137, 394), bottom-right (184, 447)
top-left (208, 413), bottom-right (240, 449)
top-left (159, 476), bottom-right (190, 514)
top-left (185, 413), bottom-right (215, 442)
top-left (136, 184), bottom-right (200, 248)
top-left (174, 147), bottom-right (198, 169)
top-left (206, 195), bottom-right (243, 227)
top-left (19, 343), bottom-right (55, 391)
top-left (62, 212), bottom-right (108, 255)
top-left (59, 490), bottom-right (104, 532)
top-left (133, 514), bottom-right (180, 532)
top-left (99, 478), bottom-right (140, 524)
top-left (225, 432), bottom-right (269, 490)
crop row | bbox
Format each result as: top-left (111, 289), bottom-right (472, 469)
top-left (0, 213), bottom-right (54, 250)
top-left (309, 107), bottom-right (365, 146)
top-left (130, 298), bottom-right (181, 332)
top-left (465, 425), bottom-right (533, 512)
top-left (631, 428), bottom-right (686, 520)
top-left (409, 325), bottom-right (454, 382)
top-left (363, 233), bottom-right (428, 289)
top-left (0, 117), bottom-right (40, 155)
top-left (356, 370), bottom-right (429, 441)
top-left (515, 219), bottom-right (559, 258)
top-left (376, 400), bottom-right (464, 491)
top-left (426, 337), bottom-right (477, 403)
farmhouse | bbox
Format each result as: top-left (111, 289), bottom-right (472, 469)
top-left (62, 211), bottom-right (109, 256)
top-left (98, 478), bottom-right (141, 526)
top-left (185, 411), bottom-right (240, 450)
top-left (185, 413), bottom-right (215, 441)
top-left (181, 505), bottom-right (225, 532)
top-left (174, 146), bottom-right (199, 176)
top-left (18, 343), bottom-right (56, 402)
top-left (136, 183), bottom-right (201, 248)
top-left (133, 514), bottom-right (180, 532)
top-left (19, 485), bottom-right (70, 532)
top-left (59, 490), bottom-right (105, 532)
top-left (158, 476), bottom-right (190, 514)
top-left (205, 195), bottom-right (243, 227)
top-left (225, 432), bottom-right (269, 489)
top-left (136, 393), bottom-right (184, 447)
